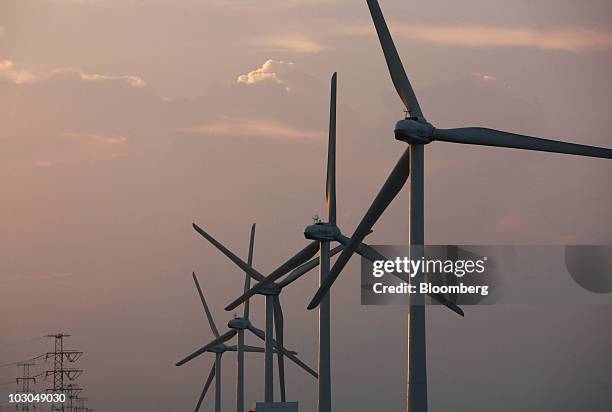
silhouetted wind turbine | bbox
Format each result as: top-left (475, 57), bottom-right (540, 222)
top-left (190, 224), bottom-right (318, 404)
top-left (223, 73), bottom-right (463, 412)
top-left (176, 272), bottom-right (268, 412)
top-left (177, 225), bottom-right (316, 411)
top-left (306, 1), bottom-right (612, 411)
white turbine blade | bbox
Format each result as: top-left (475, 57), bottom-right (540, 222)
top-left (192, 272), bottom-right (220, 338)
top-left (366, 0), bottom-right (424, 119)
top-left (192, 223), bottom-right (266, 282)
top-left (224, 241), bottom-right (320, 311)
top-left (308, 148), bottom-right (410, 310)
top-left (242, 345), bottom-right (266, 353)
top-left (278, 244), bottom-right (344, 288)
top-left (244, 223), bottom-right (256, 319)
top-left (176, 330), bottom-right (237, 366)
top-left (195, 364), bottom-right (215, 412)
top-left (350, 241), bottom-right (464, 316)
top-left (238, 345), bottom-right (296, 354)
top-left (433, 127), bottom-right (612, 159)
top-left (247, 325), bottom-right (318, 378)
top-left (327, 72), bottom-right (337, 225)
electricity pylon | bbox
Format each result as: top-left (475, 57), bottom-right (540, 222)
top-left (45, 334), bottom-right (83, 412)
top-left (16, 362), bottom-right (36, 412)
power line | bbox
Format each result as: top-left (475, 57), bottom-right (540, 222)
top-left (0, 336), bottom-right (46, 349)
top-left (0, 353), bottom-right (47, 368)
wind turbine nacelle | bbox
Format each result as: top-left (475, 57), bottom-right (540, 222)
top-left (304, 223), bottom-right (340, 241)
top-left (208, 345), bottom-right (226, 353)
top-left (394, 119), bottom-right (434, 144)
top-left (228, 318), bottom-right (250, 329)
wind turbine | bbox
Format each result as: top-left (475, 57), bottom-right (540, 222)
top-left (177, 225), bottom-right (316, 411)
top-left (176, 271), bottom-right (263, 412)
top-left (306, 1), bottom-right (612, 411)
top-left (190, 223), bottom-right (319, 404)
top-left (224, 74), bottom-right (344, 412)
top-left (222, 73), bottom-right (463, 412)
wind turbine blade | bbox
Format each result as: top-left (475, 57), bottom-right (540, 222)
top-left (192, 223), bottom-right (266, 282)
top-left (308, 148), bottom-right (410, 310)
top-left (366, 0), bottom-right (424, 119)
top-left (192, 272), bottom-right (220, 338)
top-left (225, 283), bottom-right (263, 313)
top-left (278, 244), bottom-right (345, 288)
top-left (349, 242), bottom-right (465, 316)
top-left (433, 128), bottom-right (612, 159)
top-left (244, 223), bottom-right (256, 319)
top-left (426, 291), bottom-right (464, 316)
top-left (176, 330), bottom-right (237, 366)
top-left (224, 241), bottom-right (321, 311)
top-left (247, 324), bottom-right (266, 341)
top-left (273, 296), bottom-right (286, 402)
top-left (194, 364), bottom-right (215, 412)
top-left (242, 345), bottom-right (266, 353)
top-left (240, 345), bottom-right (296, 354)
top-left (248, 325), bottom-right (318, 378)
top-left (327, 72), bottom-right (337, 225)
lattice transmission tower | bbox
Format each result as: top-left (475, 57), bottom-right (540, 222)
top-left (16, 362), bottom-right (36, 412)
top-left (45, 334), bottom-right (83, 412)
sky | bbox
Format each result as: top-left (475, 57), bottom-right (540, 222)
top-left (0, 0), bottom-right (611, 410)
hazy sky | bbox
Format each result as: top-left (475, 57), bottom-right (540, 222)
top-left (1, 0), bottom-right (611, 410)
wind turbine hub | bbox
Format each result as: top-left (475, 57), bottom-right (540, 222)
top-left (304, 222), bottom-right (341, 241)
top-left (394, 118), bottom-right (434, 144)
top-left (228, 318), bottom-right (251, 330)
top-left (208, 344), bottom-right (226, 353)
top-left (259, 283), bottom-right (282, 295)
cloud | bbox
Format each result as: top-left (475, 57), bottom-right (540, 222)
top-left (471, 72), bottom-right (497, 82)
top-left (181, 117), bottom-right (321, 139)
top-left (0, 60), bottom-right (146, 87)
top-left (345, 23), bottom-right (612, 53)
top-left (52, 68), bottom-right (146, 87)
top-left (61, 131), bottom-right (129, 146)
top-left (0, 60), bottom-right (36, 84)
top-left (77, 73), bottom-right (146, 87)
top-left (16, 132), bottom-right (129, 170)
top-left (252, 35), bottom-right (323, 54)
top-left (58, 131), bottom-right (129, 161)
top-left (237, 59), bottom-right (294, 91)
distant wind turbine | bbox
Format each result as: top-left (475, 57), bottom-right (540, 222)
top-left (177, 225), bottom-right (316, 411)
top-left (189, 224), bottom-right (318, 405)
